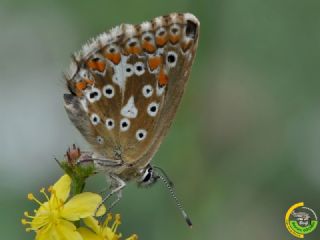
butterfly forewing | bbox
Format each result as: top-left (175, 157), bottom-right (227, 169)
top-left (64, 13), bottom-right (200, 168)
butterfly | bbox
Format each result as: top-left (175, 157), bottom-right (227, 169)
top-left (63, 13), bottom-right (199, 226)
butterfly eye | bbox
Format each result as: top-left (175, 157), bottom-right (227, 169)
top-left (142, 85), bottom-right (153, 98)
top-left (90, 113), bottom-right (100, 125)
top-left (86, 88), bottom-right (101, 103)
top-left (134, 62), bottom-right (145, 76)
top-left (136, 129), bottom-right (147, 141)
top-left (147, 102), bottom-right (159, 117)
top-left (166, 51), bottom-right (178, 68)
top-left (120, 118), bottom-right (130, 131)
top-left (103, 84), bottom-right (115, 98)
top-left (96, 136), bottom-right (104, 144)
top-left (105, 118), bottom-right (115, 130)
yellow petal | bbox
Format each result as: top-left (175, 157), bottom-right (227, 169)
top-left (96, 204), bottom-right (106, 217)
top-left (78, 227), bottom-right (102, 240)
top-left (83, 216), bottom-right (100, 234)
top-left (56, 219), bottom-right (83, 240)
top-left (35, 224), bottom-right (59, 240)
top-left (61, 192), bottom-right (104, 221)
top-left (52, 174), bottom-right (71, 203)
top-left (126, 234), bottom-right (138, 240)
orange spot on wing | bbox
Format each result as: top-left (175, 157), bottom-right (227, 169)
top-left (158, 68), bottom-right (168, 86)
top-left (95, 61), bottom-right (106, 72)
top-left (87, 60), bottom-right (106, 72)
top-left (76, 81), bottom-right (86, 91)
top-left (181, 41), bottom-right (193, 52)
top-left (105, 53), bottom-right (121, 65)
top-left (148, 56), bottom-right (162, 70)
top-left (155, 36), bottom-right (168, 47)
top-left (169, 35), bottom-right (180, 44)
top-left (127, 46), bottom-right (142, 55)
top-left (85, 79), bottom-right (94, 85)
top-left (142, 41), bottom-right (156, 53)
top-left (75, 78), bottom-right (94, 96)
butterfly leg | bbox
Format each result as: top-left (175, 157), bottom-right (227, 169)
top-left (96, 174), bottom-right (126, 214)
top-left (77, 156), bottom-right (123, 168)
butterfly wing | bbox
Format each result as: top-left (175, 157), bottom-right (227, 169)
top-left (64, 13), bottom-right (199, 168)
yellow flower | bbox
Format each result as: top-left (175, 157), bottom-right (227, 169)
top-left (22, 174), bottom-right (106, 240)
top-left (78, 214), bottom-right (138, 240)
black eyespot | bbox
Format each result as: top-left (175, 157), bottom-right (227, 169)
top-left (150, 106), bottom-right (157, 112)
top-left (126, 68), bottom-right (131, 72)
top-left (109, 48), bottom-right (115, 53)
top-left (146, 89), bottom-right (151, 93)
top-left (108, 120), bottom-right (113, 126)
top-left (97, 136), bottom-right (104, 144)
top-left (136, 65), bottom-right (143, 71)
top-left (93, 117), bottom-right (98, 122)
top-left (90, 91), bottom-right (98, 99)
top-left (186, 20), bottom-right (198, 39)
top-left (122, 122), bottom-right (128, 127)
top-left (105, 88), bottom-right (112, 95)
top-left (167, 54), bottom-right (176, 63)
top-left (139, 132), bottom-right (144, 138)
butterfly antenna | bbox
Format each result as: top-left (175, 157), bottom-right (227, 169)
top-left (155, 170), bottom-right (193, 228)
top-left (153, 166), bottom-right (174, 187)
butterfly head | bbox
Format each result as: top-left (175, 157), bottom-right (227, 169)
top-left (137, 165), bottom-right (159, 187)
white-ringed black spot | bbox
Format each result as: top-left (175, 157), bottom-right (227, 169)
top-left (85, 88), bottom-right (101, 103)
top-left (167, 54), bottom-right (175, 63)
top-left (103, 84), bottom-right (115, 98)
top-left (166, 51), bottom-right (178, 68)
top-left (96, 136), bottom-right (104, 144)
top-left (125, 64), bottom-right (134, 77)
top-left (136, 129), bottom-right (147, 141)
top-left (105, 118), bottom-right (115, 130)
top-left (147, 102), bottom-right (159, 117)
top-left (142, 85), bottom-right (153, 98)
top-left (90, 113), bottom-right (100, 126)
top-left (120, 118), bottom-right (130, 131)
top-left (90, 91), bottom-right (99, 99)
top-left (134, 62), bottom-right (145, 76)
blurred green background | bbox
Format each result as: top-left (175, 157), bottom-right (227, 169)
top-left (1, 0), bottom-right (320, 239)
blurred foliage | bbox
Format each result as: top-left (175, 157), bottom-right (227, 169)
top-left (1, 0), bottom-right (320, 239)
